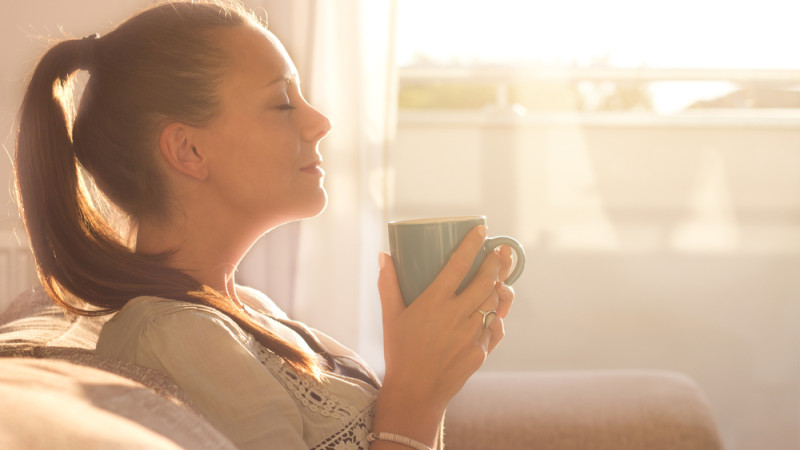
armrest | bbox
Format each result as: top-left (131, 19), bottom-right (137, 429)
top-left (444, 370), bottom-right (723, 450)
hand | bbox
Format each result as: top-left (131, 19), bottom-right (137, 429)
top-left (377, 225), bottom-right (515, 414)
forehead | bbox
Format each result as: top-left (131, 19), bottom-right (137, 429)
top-left (220, 26), bottom-right (297, 91)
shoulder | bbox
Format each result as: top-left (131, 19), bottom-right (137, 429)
top-left (116, 296), bottom-right (240, 329)
top-left (235, 285), bottom-right (288, 319)
top-left (96, 296), bottom-right (250, 357)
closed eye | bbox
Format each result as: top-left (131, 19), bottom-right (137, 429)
top-left (276, 104), bottom-right (296, 111)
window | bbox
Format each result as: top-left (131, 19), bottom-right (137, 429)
top-left (392, 2), bottom-right (800, 449)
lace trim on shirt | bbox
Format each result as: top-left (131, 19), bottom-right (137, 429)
top-left (310, 403), bottom-right (374, 450)
top-left (253, 342), bottom-right (358, 420)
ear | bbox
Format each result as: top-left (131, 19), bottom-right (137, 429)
top-left (158, 122), bottom-right (209, 181)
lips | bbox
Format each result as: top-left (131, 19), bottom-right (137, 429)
top-left (300, 158), bottom-right (324, 176)
top-left (301, 159), bottom-right (320, 170)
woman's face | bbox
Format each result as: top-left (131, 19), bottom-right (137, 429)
top-left (197, 25), bottom-right (332, 230)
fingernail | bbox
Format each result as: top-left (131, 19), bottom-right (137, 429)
top-left (477, 225), bottom-right (487, 239)
top-left (378, 252), bottom-right (387, 270)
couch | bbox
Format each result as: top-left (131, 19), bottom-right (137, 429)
top-left (0, 288), bottom-right (724, 449)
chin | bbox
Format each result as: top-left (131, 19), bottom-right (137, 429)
top-left (307, 189), bottom-right (329, 218)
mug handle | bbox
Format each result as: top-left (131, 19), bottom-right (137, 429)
top-left (484, 236), bottom-right (526, 285)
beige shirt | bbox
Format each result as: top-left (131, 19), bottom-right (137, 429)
top-left (95, 286), bottom-right (379, 449)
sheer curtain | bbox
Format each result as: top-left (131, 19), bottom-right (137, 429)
top-left (239, 0), bottom-right (397, 369)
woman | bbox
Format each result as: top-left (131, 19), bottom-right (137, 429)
top-left (14, 1), bottom-right (515, 448)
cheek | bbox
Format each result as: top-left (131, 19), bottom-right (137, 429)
top-left (244, 147), bottom-right (297, 194)
top-left (211, 120), bottom-right (299, 189)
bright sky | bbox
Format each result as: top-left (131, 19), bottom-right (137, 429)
top-left (397, 0), bottom-right (800, 69)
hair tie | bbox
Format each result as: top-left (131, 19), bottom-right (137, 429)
top-left (78, 33), bottom-right (99, 71)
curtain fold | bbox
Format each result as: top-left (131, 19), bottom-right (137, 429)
top-left (240, 0), bottom-right (397, 370)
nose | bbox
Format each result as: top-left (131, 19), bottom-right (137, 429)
top-left (303, 105), bottom-right (333, 142)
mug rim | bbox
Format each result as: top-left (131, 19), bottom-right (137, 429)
top-left (388, 215), bottom-right (486, 226)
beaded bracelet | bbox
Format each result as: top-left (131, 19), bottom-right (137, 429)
top-left (366, 431), bottom-right (433, 450)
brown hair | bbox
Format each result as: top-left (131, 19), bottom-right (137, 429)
top-left (15, 0), bottom-right (320, 377)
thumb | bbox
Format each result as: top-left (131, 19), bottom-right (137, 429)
top-left (377, 252), bottom-right (405, 325)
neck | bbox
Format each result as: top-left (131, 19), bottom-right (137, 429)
top-left (135, 214), bottom-right (259, 306)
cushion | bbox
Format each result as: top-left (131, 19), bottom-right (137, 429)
top-left (0, 358), bottom-right (236, 449)
top-left (0, 288), bottom-right (106, 355)
top-left (445, 370), bottom-right (723, 450)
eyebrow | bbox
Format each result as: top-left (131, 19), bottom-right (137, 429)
top-left (263, 73), bottom-right (300, 89)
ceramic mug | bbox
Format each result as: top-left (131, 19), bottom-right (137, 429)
top-left (388, 216), bottom-right (525, 306)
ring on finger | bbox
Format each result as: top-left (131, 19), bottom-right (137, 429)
top-left (476, 309), bottom-right (498, 329)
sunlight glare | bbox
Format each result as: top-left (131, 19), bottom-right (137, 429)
top-left (398, 0), bottom-right (800, 69)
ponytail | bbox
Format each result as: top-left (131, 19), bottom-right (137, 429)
top-left (15, 2), bottom-right (321, 378)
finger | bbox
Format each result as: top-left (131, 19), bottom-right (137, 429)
top-left (486, 318), bottom-right (505, 353)
top-left (497, 245), bottom-right (513, 282)
top-left (471, 312), bottom-right (502, 354)
top-left (427, 225), bottom-right (487, 299)
top-left (473, 289), bottom-right (500, 320)
top-left (455, 247), bottom-right (501, 313)
top-left (377, 252), bottom-right (405, 325)
top-left (470, 290), bottom-right (499, 332)
top-left (495, 282), bottom-right (515, 318)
